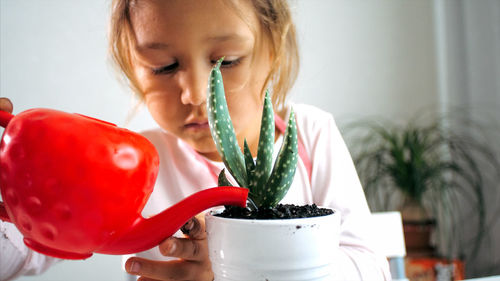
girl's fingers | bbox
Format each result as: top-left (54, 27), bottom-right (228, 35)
top-left (159, 236), bottom-right (208, 261)
top-left (126, 257), bottom-right (189, 280)
top-left (125, 214), bottom-right (213, 280)
top-left (125, 257), bottom-right (212, 281)
top-left (137, 277), bottom-right (163, 281)
top-left (158, 214), bottom-right (208, 261)
top-left (0, 98), bottom-right (13, 113)
top-left (181, 214), bottom-right (206, 239)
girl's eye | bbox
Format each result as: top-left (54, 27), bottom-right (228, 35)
top-left (151, 62), bottom-right (179, 75)
top-left (211, 58), bottom-right (242, 68)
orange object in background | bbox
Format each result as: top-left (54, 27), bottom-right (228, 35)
top-left (406, 257), bottom-right (465, 281)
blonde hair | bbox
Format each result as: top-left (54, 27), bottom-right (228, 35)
top-left (109, 0), bottom-right (299, 109)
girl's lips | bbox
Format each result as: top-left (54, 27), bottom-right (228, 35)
top-left (184, 121), bottom-right (209, 130)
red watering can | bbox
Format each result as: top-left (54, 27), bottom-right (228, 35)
top-left (0, 108), bottom-right (248, 260)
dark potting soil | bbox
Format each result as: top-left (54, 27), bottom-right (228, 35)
top-left (216, 204), bottom-right (334, 220)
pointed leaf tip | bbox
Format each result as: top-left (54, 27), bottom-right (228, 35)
top-left (215, 57), bottom-right (225, 69)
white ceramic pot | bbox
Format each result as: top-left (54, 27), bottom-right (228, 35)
top-left (205, 208), bottom-right (341, 281)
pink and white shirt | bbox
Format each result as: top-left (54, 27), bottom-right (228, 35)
top-left (1, 103), bottom-right (390, 280)
top-left (129, 103), bottom-right (390, 280)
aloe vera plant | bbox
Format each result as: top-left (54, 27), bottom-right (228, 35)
top-left (207, 58), bottom-right (298, 209)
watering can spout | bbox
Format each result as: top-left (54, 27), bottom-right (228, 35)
top-left (99, 186), bottom-right (248, 255)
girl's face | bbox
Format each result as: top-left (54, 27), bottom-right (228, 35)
top-left (130, 0), bottom-right (271, 160)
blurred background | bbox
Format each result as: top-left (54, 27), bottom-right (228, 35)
top-left (1, 0), bottom-right (499, 280)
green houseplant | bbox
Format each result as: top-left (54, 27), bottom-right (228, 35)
top-left (344, 115), bottom-right (500, 263)
top-left (205, 58), bottom-right (340, 280)
top-left (207, 57), bottom-right (333, 217)
top-left (207, 59), bottom-right (298, 211)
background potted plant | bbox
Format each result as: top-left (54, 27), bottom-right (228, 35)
top-left (343, 114), bottom-right (500, 267)
top-left (204, 59), bottom-right (341, 281)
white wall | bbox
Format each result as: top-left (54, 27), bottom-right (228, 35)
top-left (0, 0), bottom-right (156, 132)
top-left (434, 0), bottom-right (500, 276)
top-left (291, 0), bottom-right (439, 123)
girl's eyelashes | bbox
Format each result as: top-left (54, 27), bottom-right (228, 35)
top-left (211, 57), bottom-right (242, 68)
top-left (151, 62), bottom-right (179, 75)
top-left (151, 57), bottom-right (242, 75)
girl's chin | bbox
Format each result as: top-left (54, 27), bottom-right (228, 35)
top-left (197, 150), bottom-right (222, 161)
top-left (183, 137), bottom-right (220, 160)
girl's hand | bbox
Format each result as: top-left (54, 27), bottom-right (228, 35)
top-left (0, 98), bottom-right (13, 113)
top-left (125, 214), bottom-right (214, 281)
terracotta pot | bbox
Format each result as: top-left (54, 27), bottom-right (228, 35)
top-left (403, 219), bottom-right (436, 257)
top-left (399, 199), bottom-right (436, 257)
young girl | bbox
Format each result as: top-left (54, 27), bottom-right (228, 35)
top-left (1, 0), bottom-right (390, 280)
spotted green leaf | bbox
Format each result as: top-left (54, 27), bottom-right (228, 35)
top-left (261, 110), bottom-right (298, 208)
top-left (243, 139), bottom-right (256, 191)
top-left (218, 169), bottom-right (233, 187)
top-left (207, 58), bottom-right (298, 209)
top-left (207, 58), bottom-right (247, 187)
top-left (251, 91), bottom-right (275, 200)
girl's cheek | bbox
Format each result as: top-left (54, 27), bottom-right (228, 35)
top-left (131, 66), bottom-right (151, 92)
top-left (137, 73), bottom-right (178, 98)
top-left (145, 96), bottom-right (176, 130)
top-left (221, 65), bottom-right (252, 94)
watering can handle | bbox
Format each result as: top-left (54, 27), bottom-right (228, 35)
top-left (0, 110), bottom-right (12, 128)
top-left (0, 110), bottom-right (14, 222)
top-left (0, 202), bottom-right (11, 222)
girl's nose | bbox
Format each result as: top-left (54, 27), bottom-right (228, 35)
top-left (179, 68), bottom-right (207, 106)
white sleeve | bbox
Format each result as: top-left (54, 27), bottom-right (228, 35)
top-left (302, 108), bottom-right (391, 280)
top-left (0, 221), bottom-right (60, 280)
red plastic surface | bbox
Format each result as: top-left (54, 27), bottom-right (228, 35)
top-left (0, 108), bottom-right (248, 259)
